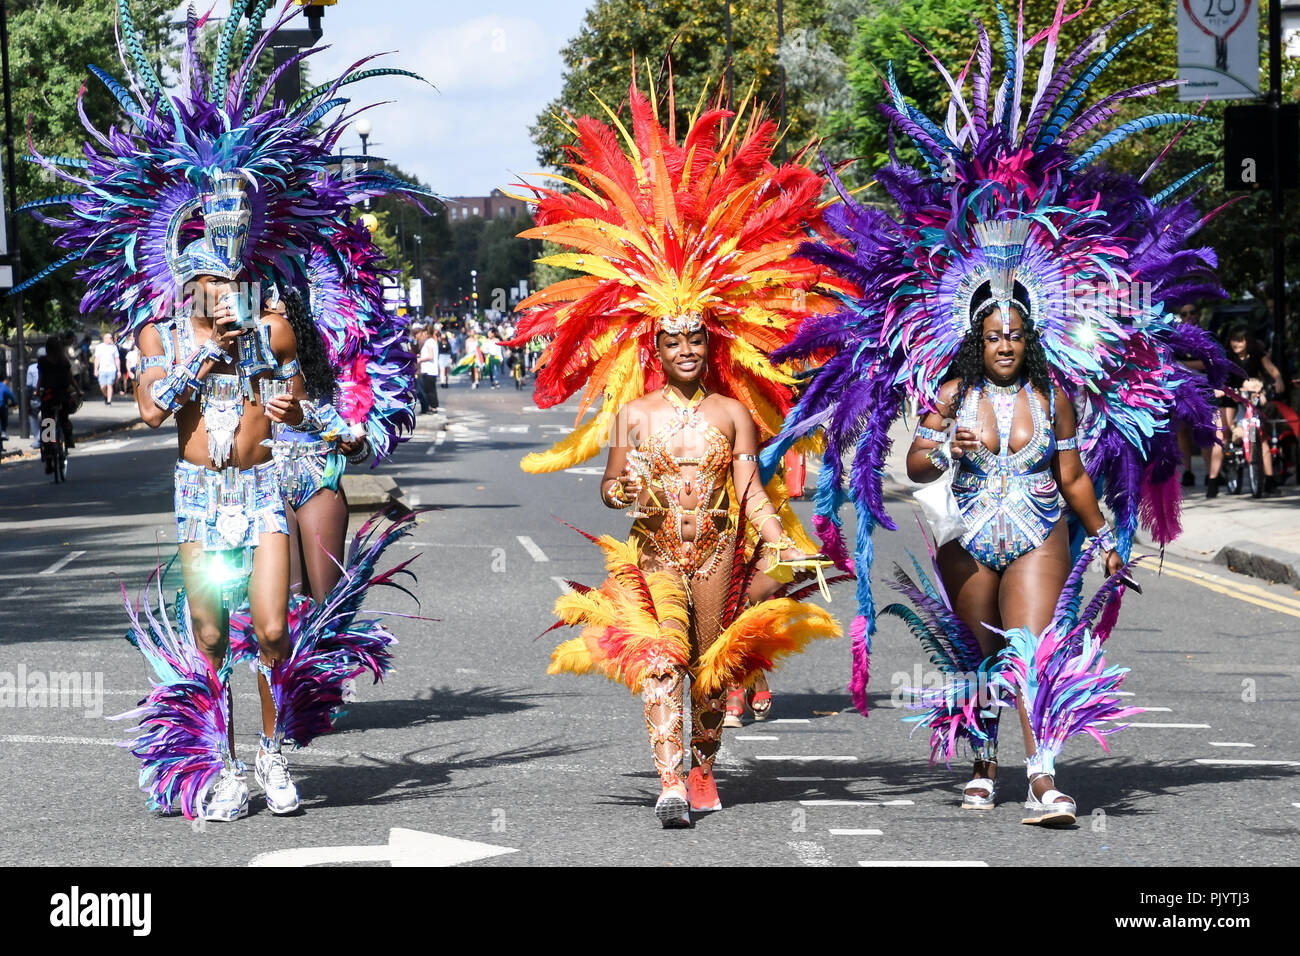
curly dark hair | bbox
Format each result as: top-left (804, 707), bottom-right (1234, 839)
top-left (947, 282), bottom-right (1054, 414)
top-left (283, 289), bottom-right (336, 403)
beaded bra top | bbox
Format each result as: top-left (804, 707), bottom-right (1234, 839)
top-left (631, 388), bottom-right (734, 579)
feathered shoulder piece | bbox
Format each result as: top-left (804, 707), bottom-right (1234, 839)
top-left (13, 0), bottom-right (431, 334)
top-left (763, 1), bottom-right (1233, 714)
top-left (507, 65), bottom-right (850, 473)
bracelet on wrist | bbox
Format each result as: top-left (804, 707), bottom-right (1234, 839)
top-left (1091, 523), bottom-right (1118, 554)
top-left (603, 479), bottom-right (634, 509)
top-left (925, 443), bottom-right (953, 473)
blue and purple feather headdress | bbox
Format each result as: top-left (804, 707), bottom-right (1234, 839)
top-left (13, 0), bottom-right (432, 336)
top-left (761, 1), bottom-right (1233, 715)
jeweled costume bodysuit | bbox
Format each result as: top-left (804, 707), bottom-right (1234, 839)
top-left (630, 389), bottom-right (737, 795)
top-left (949, 381), bottom-right (1076, 571)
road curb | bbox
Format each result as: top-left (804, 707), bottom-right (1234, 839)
top-left (1212, 541), bottom-right (1300, 587)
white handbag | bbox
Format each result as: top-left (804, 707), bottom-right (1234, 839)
top-left (911, 425), bottom-right (968, 546)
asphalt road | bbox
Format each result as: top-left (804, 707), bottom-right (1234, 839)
top-left (1, 383), bottom-right (1298, 867)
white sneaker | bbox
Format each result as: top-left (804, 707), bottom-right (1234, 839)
top-left (255, 747), bottom-right (300, 814)
top-left (202, 767), bottom-right (249, 822)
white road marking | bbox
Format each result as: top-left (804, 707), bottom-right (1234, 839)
top-left (425, 445), bottom-right (436, 456)
top-left (734, 735), bottom-right (778, 741)
top-left (550, 576), bottom-right (573, 594)
top-left (859, 860), bottom-right (988, 867)
top-left (249, 829), bottom-right (517, 868)
top-left (1113, 691), bottom-right (1136, 696)
top-left (1194, 758), bottom-right (1300, 767)
top-left (756, 755), bottom-right (857, 762)
top-left (435, 433), bottom-right (445, 446)
top-left (516, 536), bottom-right (548, 562)
top-left (490, 425), bottom-right (529, 434)
top-left (776, 776), bottom-right (825, 782)
top-left (772, 718), bottom-right (811, 724)
top-left (799, 799), bottom-right (915, 807)
top-left (564, 466), bottom-right (605, 475)
top-left (1140, 707), bottom-right (1173, 712)
top-left (829, 829), bottom-right (882, 836)
top-left (1208, 742), bottom-right (1256, 748)
top-left (39, 551), bottom-right (86, 575)
top-left (1126, 723), bottom-right (1211, 729)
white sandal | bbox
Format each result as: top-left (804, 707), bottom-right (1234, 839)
top-left (961, 756), bottom-right (997, 810)
top-left (1021, 772), bottom-right (1077, 827)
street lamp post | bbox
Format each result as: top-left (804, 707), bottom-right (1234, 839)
top-left (355, 118), bottom-right (372, 211)
top-left (1, 0), bottom-right (28, 437)
top-left (414, 234), bottom-right (423, 320)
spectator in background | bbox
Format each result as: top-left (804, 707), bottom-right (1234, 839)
top-left (438, 332), bottom-right (453, 387)
top-left (93, 331), bottom-right (121, 405)
top-left (26, 348), bottom-right (43, 448)
top-left (124, 335), bottom-right (141, 394)
top-left (417, 324), bottom-right (440, 412)
top-left (0, 372), bottom-right (17, 440)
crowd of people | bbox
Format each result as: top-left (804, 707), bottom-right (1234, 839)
top-left (407, 316), bottom-right (534, 413)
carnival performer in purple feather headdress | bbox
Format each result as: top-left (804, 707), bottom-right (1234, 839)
top-left (762, 1), bottom-right (1231, 825)
top-left (14, 1), bottom-right (428, 822)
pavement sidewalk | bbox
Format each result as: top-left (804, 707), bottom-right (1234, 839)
top-left (875, 416), bottom-right (1300, 588)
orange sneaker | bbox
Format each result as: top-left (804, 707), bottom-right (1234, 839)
top-left (687, 766), bottom-right (722, 812)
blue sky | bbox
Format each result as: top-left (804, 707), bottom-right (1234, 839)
top-left (178, 1), bottom-right (594, 195)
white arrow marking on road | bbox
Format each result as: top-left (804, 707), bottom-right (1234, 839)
top-left (859, 860), bottom-right (988, 867)
top-left (248, 828), bottom-right (517, 867)
top-left (550, 576), bottom-right (573, 594)
top-left (1207, 742), bottom-right (1255, 748)
top-left (517, 536), bottom-right (548, 562)
top-left (39, 551), bottom-right (86, 575)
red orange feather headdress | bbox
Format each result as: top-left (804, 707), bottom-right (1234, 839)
top-left (508, 68), bottom-right (847, 474)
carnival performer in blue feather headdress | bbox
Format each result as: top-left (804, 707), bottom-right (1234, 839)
top-left (16, 1), bottom-right (428, 822)
top-left (762, 1), bottom-right (1231, 825)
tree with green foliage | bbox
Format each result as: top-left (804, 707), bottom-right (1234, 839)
top-left (1, 0), bottom-right (174, 337)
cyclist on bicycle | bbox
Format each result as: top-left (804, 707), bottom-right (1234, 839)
top-left (1223, 326), bottom-right (1284, 496)
top-left (36, 335), bottom-right (79, 473)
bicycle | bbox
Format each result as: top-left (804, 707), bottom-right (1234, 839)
top-left (38, 398), bottom-right (73, 484)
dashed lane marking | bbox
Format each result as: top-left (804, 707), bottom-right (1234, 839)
top-left (516, 536), bottom-right (548, 562)
top-left (550, 576), bottom-right (572, 594)
top-left (734, 735), bottom-right (778, 741)
top-left (776, 776), bottom-right (825, 782)
top-left (756, 755), bottom-right (857, 762)
top-left (799, 800), bottom-right (915, 807)
top-left (39, 551), bottom-right (86, 575)
top-left (772, 718), bottom-right (811, 724)
top-left (1126, 723), bottom-right (1211, 729)
top-left (829, 829), bottom-right (882, 836)
top-left (564, 466), bottom-right (604, 475)
top-left (859, 860), bottom-right (988, 867)
top-left (1208, 742), bottom-right (1256, 748)
top-left (1193, 758), bottom-right (1300, 767)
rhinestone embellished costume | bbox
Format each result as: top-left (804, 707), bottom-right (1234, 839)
top-left (632, 389), bottom-right (735, 581)
top-left (951, 381), bottom-right (1061, 571)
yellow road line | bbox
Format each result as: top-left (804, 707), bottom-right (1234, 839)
top-left (1153, 565), bottom-right (1300, 620)
top-left (1139, 553), bottom-right (1300, 611)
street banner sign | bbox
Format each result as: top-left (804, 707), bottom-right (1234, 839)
top-left (1178, 0), bottom-right (1261, 100)
top-left (0, 149), bottom-right (9, 263)
top-left (409, 277), bottom-right (423, 309)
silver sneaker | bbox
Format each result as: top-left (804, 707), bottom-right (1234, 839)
top-left (202, 767), bottom-right (249, 822)
top-left (255, 748), bottom-right (300, 815)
